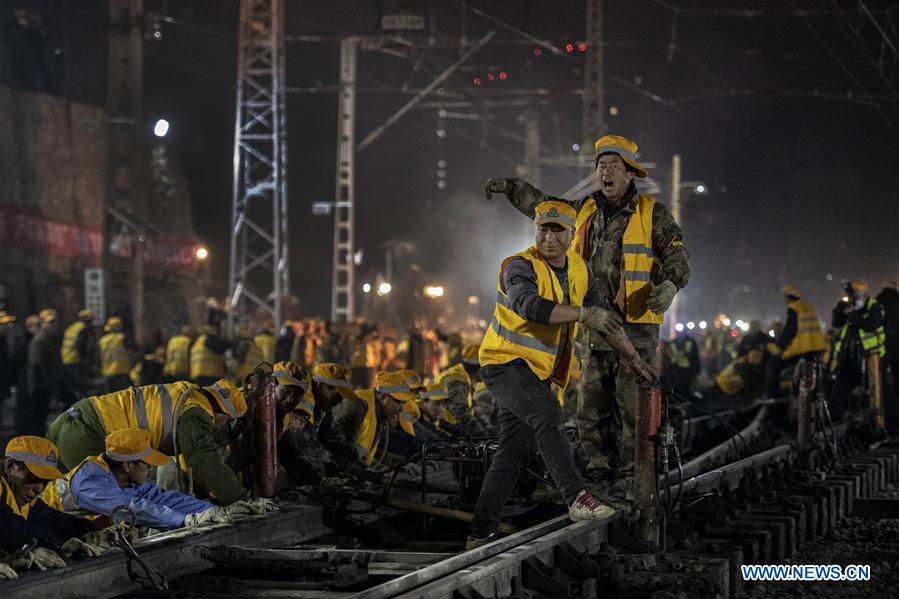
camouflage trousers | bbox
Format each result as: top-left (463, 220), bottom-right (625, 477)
top-left (576, 345), bottom-right (658, 476)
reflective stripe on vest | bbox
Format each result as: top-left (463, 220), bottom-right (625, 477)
top-left (479, 246), bottom-right (588, 387)
top-left (156, 384), bottom-right (175, 452)
top-left (668, 339), bottom-right (694, 369)
top-left (41, 456), bottom-right (109, 518)
top-left (621, 195), bottom-right (663, 324)
top-left (782, 299), bottom-right (828, 359)
top-left (90, 382), bottom-right (192, 452)
top-left (61, 321), bottom-right (86, 365)
top-left (132, 386), bottom-right (149, 430)
top-left (834, 298), bottom-right (886, 360)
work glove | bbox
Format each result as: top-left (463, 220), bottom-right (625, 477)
top-left (0, 561), bottom-right (17, 580)
top-left (59, 537), bottom-right (106, 559)
top-left (12, 546), bottom-right (67, 571)
top-left (578, 306), bottom-right (623, 336)
top-left (225, 497), bottom-right (279, 516)
top-left (82, 524), bottom-right (139, 550)
top-left (483, 177), bottom-right (510, 200)
top-left (183, 506), bottom-right (232, 527)
top-left (622, 352), bottom-right (659, 387)
top-left (318, 476), bottom-right (354, 491)
top-left (646, 281), bottom-right (677, 314)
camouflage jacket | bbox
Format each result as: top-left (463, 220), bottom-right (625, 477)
top-left (502, 178), bottom-right (691, 349)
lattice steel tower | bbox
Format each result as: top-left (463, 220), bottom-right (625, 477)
top-left (228, 0), bottom-right (288, 332)
top-left (582, 0), bottom-right (605, 145)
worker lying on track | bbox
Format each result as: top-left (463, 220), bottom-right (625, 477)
top-left (41, 428), bottom-right (257, 531)
top-left (0, 436), bottom-right (105, 575)
top-left (467, 200), bottom-right (657, 549)
top-left (318, 370), bottom-right (414, 471)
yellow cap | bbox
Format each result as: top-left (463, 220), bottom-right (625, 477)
top-left (293, 393), bottom-right (315, 418)
top-left (104, 428), bottom-right (168, 467)
top-left (312, 363), bottom-right (356, 400)
top-left (421, 383), bottom-right (450, 401)
top-left (204, 379), bottom-right (248, 418)
top-left (78, 309), bottom-right (94, 320)
top-left (396, 369), bottom-right (425, 391)
top-left (105, 316), bottom-right (123, 332)
top-left (436, 363), bottom-right (471, 388)
top-left (0, 314), bottom-right (15, 325)
top-left (5, 436), bottom-right (64, 480)
top-left (782, 284), bottom-right (803, 299)
top-left (374, 371), bottom-right (417, 402)
top-left (273, 361), bottom-right (310, 390)
top-left (534, 201), bottom-right (577, 230)
top-left (39, 308), bottom-right (58, 323)
top-left (399, 400), bottom-right (421, 436)
top-left (461, 343), bottom-right (480, 365)
top-left (594, 135), bottom-right (648, 178)
top-left (851, 280), bottom-right (869, 293)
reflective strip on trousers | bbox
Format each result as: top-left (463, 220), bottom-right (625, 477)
top-left (490, 318), bottom-right (558, 355)
top-left (132, 386), bottom-right (149, 430)
top-left (156, 384), bottom-right (174, 452)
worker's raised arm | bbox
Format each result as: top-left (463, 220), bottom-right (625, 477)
top-left (484, 178), bottom-right (576, 219)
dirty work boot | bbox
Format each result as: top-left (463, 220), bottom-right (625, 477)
top-left (568, 490), bottom-right (615, 522)
top-left (465, 531), bottom-right (503, 551)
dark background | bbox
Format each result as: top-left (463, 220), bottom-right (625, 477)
top-left (3, 0), bottom-right (898, 328)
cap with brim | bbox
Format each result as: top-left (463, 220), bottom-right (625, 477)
top-left (421, 384), bottom-right (450, 401)
top-left (534, 201), bottom-right (577, 230)
top-left (293, 396), bottom-right (315, 418)
top-left (78, 309), bottom-right (94, 320)
top-left (205, 379), bottom-right (248, 418)
top-left (594, 134), bottom-right (648, 178)
top-left (273, 361), bottom-right (310, 390)
top-left (105, 429), bottom-right (168, 467)
top-left (5, 436), bottom-right (64, 480)
top-left (374, 371), bottom-right (417, 402)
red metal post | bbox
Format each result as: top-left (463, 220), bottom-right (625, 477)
top-left (634, 385), bottom-right (661, 550)
top-left (253, 378), bottom-right (278, 497)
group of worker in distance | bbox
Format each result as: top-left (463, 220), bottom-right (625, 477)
top-left (1, 134), bottom-right (894, 574)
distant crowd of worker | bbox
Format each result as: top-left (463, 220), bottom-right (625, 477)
top-left (660, 280), bottom-right (898, 423)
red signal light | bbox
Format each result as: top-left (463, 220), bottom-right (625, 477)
top-left (533, 48), bottom-right (542, 56)
top-left (487, 73), bottom-right (495, 81)
top-left (577, 42), bottom-right (586, 52)
top-left (499, 71), bottom-right (508, 80)
top-left (565, 43), bottom-right (574, 53)
top-left (473, 77), bottom-right (482, 86)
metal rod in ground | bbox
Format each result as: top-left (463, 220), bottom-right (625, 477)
top-left (635, 385), bottom-right (661, 550)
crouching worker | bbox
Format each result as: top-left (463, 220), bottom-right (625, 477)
top-left (41, 428), bottom-right (239, 531)
top-left (0, 436), bottom-right (104, 576)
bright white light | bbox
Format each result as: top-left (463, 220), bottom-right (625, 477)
top-left (686, 321), bottom-right (695, 330)
top-left (675, 323), bottom-right (685, 332)
top-left (572, 143), bottom-right (580, 152)
top-left (735, 319), bottom-right (745, 328)
top-left (195, 246), bottom-right (208, 261)
top-left (769, 330), bottom-right (776, 337)
top-left (424, 285), bottom-right (445, 299)
top-left (377, 282), bottom-right (392, 296)
top-left (842, 296), bottom-right (849, 303)
top-left (362, 283), bottom-right (371, 293)
top-left (467, 295), bottom-right (479, 305)
top-left (721, 318), bottom-right (731, 327)
top-left (739, 322), bottom-right (750, 332)
top-left (153, 119), bottom-right (169, 137)
top-left (695, 184), bottom-right (706, 194)
top-left (699, 320), bottom-right (707, 330)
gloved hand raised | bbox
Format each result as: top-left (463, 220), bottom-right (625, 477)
top-left (483, 178), bottom-right (510, 200)
top-left (578, 306), bottom-right (623, 336)
top-left (621, 352), bottom-right (659, 387)
top-left (647, 281), bottom-right (677, 314)
top-left (59, 537), bottom-right (105, 559)
top-left (183, 506), bottom-right (232, 527)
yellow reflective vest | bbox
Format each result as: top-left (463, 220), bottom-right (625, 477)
top-left (355, 389), bottom-right (380, 465)
top-left (254, 333), bottom-right (275, 364)
top-left (41, 455), bottom-right (107, 520)
top-left (164, 335), bottom-right (192, 378)
top-left (667, 339), bottom-right (695, 369)
top-left (190, 335), bottom-right (225, 380)
top-left (573, 195), bottom-right (664, 324)
top-left (782, 299), bottom-right (827, 359)
top-left (88, 382), bottom-right (195, 453)
top-left (100, 332), bottom-right (132, 377)
top-left (234, 339), bottom-right (265, 382)
top-left (834, 298), bottom-right (886, 360)
top-left (61, 321), bottom-right (87, 366)
top-left (479, 246), bottom-right (588, 388)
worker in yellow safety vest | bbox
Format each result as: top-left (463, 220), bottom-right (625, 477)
top-left (254, 325), bottom-right (276, 364)
top-left (60, 309), bottom-right (95, 405)
top-left (99, 316), bottom-right (133, 393)
top-left (190, 323), bottom-right (227, 386)
top-left (765, 285), bottom-right (828, 397)
top-left (467, 200), bottom-right (657, 549)
top-left (164, 326), bottom-right (193, 381)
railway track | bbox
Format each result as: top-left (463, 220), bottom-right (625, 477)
top-left (5, 399), bottom-right (897, 598)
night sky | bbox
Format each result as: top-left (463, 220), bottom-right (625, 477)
top-left (8, 0), bottom-right (899, 328)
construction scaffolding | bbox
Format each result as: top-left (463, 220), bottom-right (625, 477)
top-left (228, 0), bottom-right (289, 332)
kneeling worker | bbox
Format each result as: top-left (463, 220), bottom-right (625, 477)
top-left (1, 436), bottom-right (103, 568)
top-left (468, 201), bottom-right (657, 548)
top-left (42, 428), bottom-right (236, 530)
